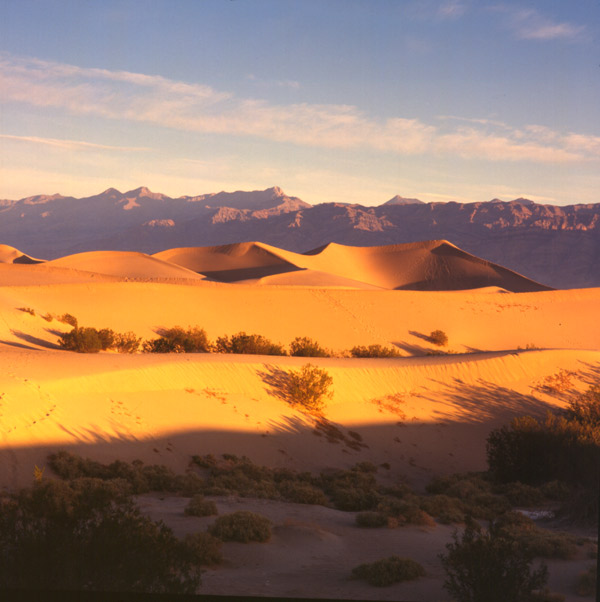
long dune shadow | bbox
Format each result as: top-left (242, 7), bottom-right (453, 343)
top-left (10, 330), bottom-right (61, 350)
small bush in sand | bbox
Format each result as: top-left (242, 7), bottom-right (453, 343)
top-left (41, 312), bottom-right (53, 322)
top-left (352, 555), bottom-right (425, 586)
top-left (277, 480), bottom-right (328, 506)
top-left (289, 336), bottom-right (330, 357)
top-left (349, 344), bottom-right (402, 358)
top-left (112, 331), bottom-right (142, 353)
top-left (58, 313), bottom-right (78, 327)
top-left (59, 327), bottom-right (110, 353)
top-left (429, 329), bottom-right (448, 346)
top-left (215, 331), bottom-right (286, 355)
top-left (144, 326), bottom-right (211, 353)
top-left (209, 511), bottom-right (271, 543)
top-left (285, 363), bottom-right (333, 413)
top-left (440, 518), bottom-right (548, 602)
top-left (184, 495), bottom-right (218, 517)
top-left (17, 306), bottom-right (35, 316)
top-left (355, 511), bottom-right (388, 528)
top-left (182, 532), bottom-right (223, 567)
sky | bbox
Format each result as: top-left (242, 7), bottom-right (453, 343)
top-left (0, 0), bottom-right (599, 206)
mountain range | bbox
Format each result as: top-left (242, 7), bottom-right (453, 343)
top-left (1, 186), bottom-right (598, 289)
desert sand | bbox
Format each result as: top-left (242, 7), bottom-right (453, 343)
top-left (0, 241), bottom-right (598, 600)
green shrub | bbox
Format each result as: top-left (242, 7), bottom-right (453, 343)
top-left (0, 479), bottom-right (202, 593)
top-left (429, 330), bottom-right (448, 346)
top-left (440, 518), bottom-right (548, 602)
top-left (352, 556), bottom-right (425, 586)
top-left (277, 480), bottom-right (328, 506)
top-left (209, 511), bottom-right (271, 543)
top-left (289, 336), bottom-right (330, 357)
top-left (356, 511), bottom-right (388, 528)
top-left (285, 363), bottom-right (333, 412)
top-left (59, 327), bottom-right (106, 353)
top-left (184, 495), bottom-right (218, 517)
top-left (349, 344), bottom-right (402, 358)
top-left (215, 332), bottom-right (286, 355)
top-left (144, 326), bottom-right (211, 353)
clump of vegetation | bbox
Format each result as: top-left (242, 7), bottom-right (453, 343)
top-left (285, 363), bottom-right (333, 413)
top-left (58, 327), bottom-right (114, 353)
top-left (17, 307), bottom-right (36, 316)
top-left (181, 532), bottom-right (223, 567)
top-left (112, 331), bottom-right (142, 353)
top-left (58, 313), bottom-right (78, 327)
top-left (41, 312), bottom-right (54, 322)
top-left (215, 331), bottom-right (286, 355)
top-left (144, 326), bottom-right (211, 353)
top-left (349, 344), bottom-right (402, 358)
top-left (351, 556), bottom-right (425, 586)
top-left (429, 329), bottom-right (448, 346)
top-left (48, 451), bottom-right (204, 495)
top-left (440, 518), bottom-right (549, 602)
top-left (184, 495), bottom-right (218, 517)
top-left (320, 464), bottom-right (381, 512)
top-left (209, 511), bottom-right (271, 543)
top-left (289, 336), bottom-right (330, 357)
top-left (0, 478), bottom-right (203, 593)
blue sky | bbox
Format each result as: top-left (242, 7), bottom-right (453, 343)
top-left (0, 0), bottom-right (598, 205)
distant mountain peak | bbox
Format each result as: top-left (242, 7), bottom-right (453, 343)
top-left (384, 195), bottom-right (424, 206)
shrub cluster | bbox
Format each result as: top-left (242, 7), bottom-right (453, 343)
top-left (215, 331), bottom-right (286, 355)
top-left (289, 336), bottom-right (330, 357)
top-left (0, 478), bottom-right (205, 593)
top-left (59, 327), bottom-right (141, 354)
top-left (429, 329), bottom-right (448, 346)
top-left (284, 363), bottom-right (333, 412)
top-left (144, 327), bottom-right (211, 353)
top-left (349, 344), bottom-right (402, 358)
top-left (352, 556), bottom-right (425, 586)
top-left (184, 494), bottom-right (218, 517)
top-left (208, 511), bottom-right (271, 543)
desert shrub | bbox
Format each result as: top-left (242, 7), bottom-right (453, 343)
top-left (209, 511), bottom-right (271, 543)
top-left (215, 331), bottom-right (285, 355)
top-left (144, 326), bottom-right (211, 353)
top-left (289, 336), bottom-right (330, 357)
top-left (356, 511), bottom-right (388, 528)
top-left (349, 344), bottom-right (402, 358)
top-left (575, 566), bottom-right (596, 597)
top-left (184, 495), bottom-right (218, 517)
top-left (499, 482), bottom-right (546, 507)
top-left (58, 313), bottom-right (78, 327)
top-left (17, 306), bottom-right (35, 316)
top-left (41, 312), bottom-right (53, 322)
top-left (59, 327), bottom-right (105, 353)
top-left (420, 494), bottom-right (466, 524)
top-left (112, 331), bottom-right (142, 353)
top-left (440, 518), bottom-right (548, 602)
top-left (352, 556), bottom-right (425, 586)
top-left (321, 465), bottom-right (380, 511)
top-left (0, 478), bottom-right (202, 593)
top-left (285, 363), bottom-right (333, 412)
top-left (429, 329), bottom-right (448, 346)
top-left (182, 532), bottom-right (223, 567)
top-left (277, 480), bottom-right (328, 506)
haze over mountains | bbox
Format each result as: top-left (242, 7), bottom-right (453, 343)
top-left (1, 186), bottom-right (598, 288)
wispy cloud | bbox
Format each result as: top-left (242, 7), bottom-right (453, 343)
top-left (491, 5), bottom-right (585, 41)
top-left (0, 133), bottom-right (149, 152)
top-left (1, 53), bottom-right (598, 165)
top-left (437, 1), bottom-right (468, 19)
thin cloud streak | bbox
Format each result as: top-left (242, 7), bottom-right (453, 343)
top-left (0, 134), bottom-right (149, 152)
top-left (1, 54), bottom-right (598, 164)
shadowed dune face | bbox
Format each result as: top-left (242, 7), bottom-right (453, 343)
top-left (0, 244), bottom-right (43, 265)
top-left (152, 240), bottom-right (551, 292)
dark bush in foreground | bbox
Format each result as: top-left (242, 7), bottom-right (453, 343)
top-left (184, 495), bottom-right (218, 517)
top-left (181, 532), bottom-right (223, 567)
top-left (209, 511), bottom-right (271, 542)
top-left (59, 327), bottom-right (111, 353)
top-left (352, 556), bottom-right (425, 586)
top-left (215, 331), bottom-right (286, 355)
top-left (285, 363), bottom-right (333, 412)
top-left (144, 326), bottom-right (211, 353)
top-left (289, 336), bottom-right (330, 357)
top-left (0, 479), bottom-right (202, 593)
top-left (349, 344), bottom-right (402, 358)
top-left (440, 519), bottom-right (548, 602)
top-left (575, 566), bottom-right (596, 597)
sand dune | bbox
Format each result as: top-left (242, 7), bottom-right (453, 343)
top-left (47, 250), bottom-right (206, 281)
top-left (0, 243), bottom-right (43, 264)
top-left (154, 240), bottom-right (550, 292)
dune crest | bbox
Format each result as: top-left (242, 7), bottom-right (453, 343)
top-left (0, 244), bottom-right (43, 265)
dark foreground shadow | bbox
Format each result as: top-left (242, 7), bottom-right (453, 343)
top-left (10, 330), bottom-right (61, 350)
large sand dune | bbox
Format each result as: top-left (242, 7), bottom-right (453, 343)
top-left (0, 241), bottom-right (597, 600)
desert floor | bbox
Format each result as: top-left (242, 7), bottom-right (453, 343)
top-left (0, 259), bottom-right (598, 600)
